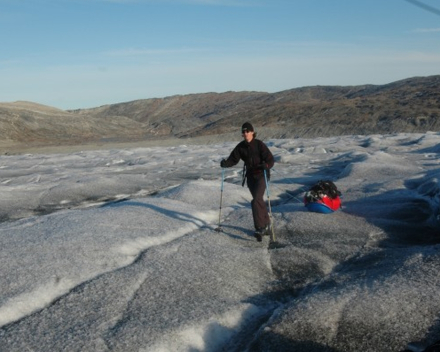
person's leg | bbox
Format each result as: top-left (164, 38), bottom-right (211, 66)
top-left (247, 176), bottom-right (270, 230)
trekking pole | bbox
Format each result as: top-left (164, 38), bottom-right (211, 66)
top-left (215, 168), bottom-right (225, 232)
top-left (264, 170), bottom-right (276, 242)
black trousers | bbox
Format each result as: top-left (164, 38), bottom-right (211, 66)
top-left (247, 174), bottom-right (270, 230)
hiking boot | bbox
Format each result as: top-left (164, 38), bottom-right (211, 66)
top-left (262, 224), bottom-right (271, 236)
top-left (254, 232), bottom-right (262, 242)
top-left (256, 225), bottom-right (270, 236)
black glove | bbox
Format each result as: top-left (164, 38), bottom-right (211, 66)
top-left (220, 159), bottom-right (227, 168)
top-left (257, 163), bottom-right (268, 170)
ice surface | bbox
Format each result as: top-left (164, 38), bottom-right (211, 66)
top-left (0, 134), bottom-right (440, 351)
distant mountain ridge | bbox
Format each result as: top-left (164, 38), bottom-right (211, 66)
top-left (1, 75), bottom-right (439, 149)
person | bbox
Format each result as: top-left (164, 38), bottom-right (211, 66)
top-left (220, 122), bottom-right (275, 242)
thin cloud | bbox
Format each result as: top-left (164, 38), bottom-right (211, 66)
top-left (94, 0), bottom-right (263, 5)
top-left (178, 0), bottom-right (263, 5)
top-left (413, 27), bottom-right (440, 33)
top-left (104, 47), bottom-right (212, 57)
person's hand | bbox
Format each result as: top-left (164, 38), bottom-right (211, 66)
top-left (220, 159), bottom-right (227, 168)
top-left (257, 163), bottom-right (268, 170)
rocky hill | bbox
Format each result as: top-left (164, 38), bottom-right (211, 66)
top-left (1, 75), bottom-right (439, 150)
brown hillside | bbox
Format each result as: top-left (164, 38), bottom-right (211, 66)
top-left (1, 75), bottom-right (439, 151)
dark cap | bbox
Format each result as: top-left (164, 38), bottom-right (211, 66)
top-left (241, 122), bottom-right (254, 133)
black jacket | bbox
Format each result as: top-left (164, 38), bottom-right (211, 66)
top-left (223, 138), bottom-right (274, 178)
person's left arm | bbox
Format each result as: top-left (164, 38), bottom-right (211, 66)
top-left (259, 141), bottom-right (274, 170)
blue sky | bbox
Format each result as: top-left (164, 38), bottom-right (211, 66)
top-left (1, 0), bottom-right (439, 110)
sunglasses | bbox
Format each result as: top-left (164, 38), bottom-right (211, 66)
top-left (242, 130), bottom-right (253, 134)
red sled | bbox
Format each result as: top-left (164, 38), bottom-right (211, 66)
top-left (305, 195), bottom-right (341, 213)
top-left (304, 180), bottom-right (342, 214)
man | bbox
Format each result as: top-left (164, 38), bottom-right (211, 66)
top-left (220, 122), bottom-right (275, 241)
